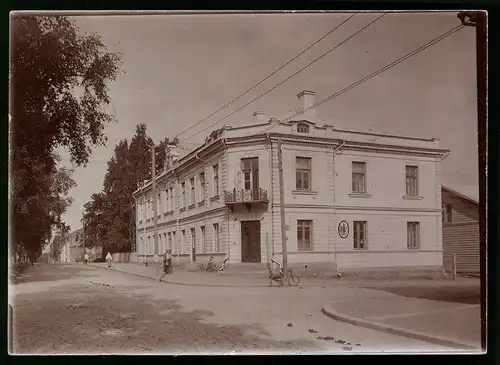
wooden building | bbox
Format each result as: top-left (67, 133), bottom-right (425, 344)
top-left (441, 185), bottom-right (480, 274)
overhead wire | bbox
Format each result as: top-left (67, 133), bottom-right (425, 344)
top-left (260, 23), bottom-right (466, 135)
top-left (173, 13), bottom-right (356, 140)
top-left (179, 13), bottom-right (387, 144)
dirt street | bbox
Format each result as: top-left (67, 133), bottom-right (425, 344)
top-left (10, 264), bottom-right (449, 354)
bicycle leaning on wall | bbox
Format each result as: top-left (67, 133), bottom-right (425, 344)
top-left (269, 257), bottom-right (300, 287)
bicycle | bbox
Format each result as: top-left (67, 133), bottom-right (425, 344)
top-left (269, 257), bottom-right (300, 287)
top-left (199, 262), bottom-right (217, 272)
top-left (200, 256), bottom-right (228, 273)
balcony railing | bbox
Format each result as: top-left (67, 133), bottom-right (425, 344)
top-left (224, 188), bottom-right (269, 205)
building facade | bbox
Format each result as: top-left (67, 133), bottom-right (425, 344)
top-left (58, 228), bottom-right (84, 263)
top-left (441, 186), bottom-right (480, 274)
top-left (133, 91), bottom-right (448, 273)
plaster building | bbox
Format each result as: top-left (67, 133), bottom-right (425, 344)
top-left (441, 185), bottom-right (480, 275)
top-left (133, 90), bottom-right (449, 274)
top-left (58, 228), bottom-right (84, 263)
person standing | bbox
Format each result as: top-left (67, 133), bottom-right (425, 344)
top-left (106, 252), bottom-right (113, 268)
top-left (84, 253), bottom-right (89, 266)
top-left (158, 249), bottom-right (172, 282)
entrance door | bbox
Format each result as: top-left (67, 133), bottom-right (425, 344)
top-left (241, 221), bottom-right (261, 263)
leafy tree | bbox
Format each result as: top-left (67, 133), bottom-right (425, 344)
top-left (83, 124), bottom-right (178, 254)
top-left (10, 15), bottom-right (123, 258)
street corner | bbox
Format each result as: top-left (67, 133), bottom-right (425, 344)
top-left (321, 296), bottom-right (481, 351)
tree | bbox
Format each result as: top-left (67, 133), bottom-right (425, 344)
top-left (10, 15), bottom-right (123, 258)
top-left (83, 124), bottom-right (178, 254)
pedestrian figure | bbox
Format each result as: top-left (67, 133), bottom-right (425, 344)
top-left (158, 249), bottom-right (172, 282)
top-left (106, 252), bottom-right (113, 267)
top-left (84, 253), bottom-right (89, 266)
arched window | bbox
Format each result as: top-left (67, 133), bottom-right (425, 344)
top-left (297, 123), bottom-right (310, 133)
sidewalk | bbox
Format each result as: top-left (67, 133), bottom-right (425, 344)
top-left (322, 293), bottom-right (481, 350)
top-left (89, 262), bottom-right (272, 287)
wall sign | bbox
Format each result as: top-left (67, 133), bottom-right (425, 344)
top-left (338, 221), bottom-right (349, 239)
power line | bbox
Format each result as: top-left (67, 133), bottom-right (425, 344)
top-left (174, 14), bottom-right (356, 140)
top-left (180, 13), bottom-right (387, 144)
top-left (261, 23), bottom-right (465, 134)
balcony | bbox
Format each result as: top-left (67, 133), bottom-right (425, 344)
top-left (224, 188), bottom-right (269, 212)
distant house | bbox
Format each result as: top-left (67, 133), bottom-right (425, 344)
top-left (441, 185), bottom-right (480, 274)
top-left (57, 228), bottom-right (85, 263)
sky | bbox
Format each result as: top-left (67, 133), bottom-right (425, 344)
top-left (57, 11), bottom-right (478, 231)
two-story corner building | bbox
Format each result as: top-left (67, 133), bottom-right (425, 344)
top-left (133, 90), bottom-right (449, 274)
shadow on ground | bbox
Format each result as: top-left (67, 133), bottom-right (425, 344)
top-left (12, 278), bottom-right (316, 354)
top-left (360, 283), bottom-right (480, 304)
top-left (10, 264), bottom-right (93, 285)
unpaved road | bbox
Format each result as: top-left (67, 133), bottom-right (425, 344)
top-left (10, 264), bottom-right (448, 354)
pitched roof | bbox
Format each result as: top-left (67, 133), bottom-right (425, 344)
top-left (442, 184), bottom-right (479, 205)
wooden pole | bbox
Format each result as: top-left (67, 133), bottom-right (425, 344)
top-left (475, 12), bottom-right (487, 351)
top-left (277, 139), bottom-right (288, 285)
top-left (151, 145), bottom-right (159, 262)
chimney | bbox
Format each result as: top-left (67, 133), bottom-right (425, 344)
top-left (164, 144), bottom-right (179, 170)
top-left (253, 111), bottom-right (268, 122)
top-left (297, 90), bottom-right (316, 119)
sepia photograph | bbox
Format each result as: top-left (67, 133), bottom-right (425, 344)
top-left (9, 10), bottom-right (486, 355)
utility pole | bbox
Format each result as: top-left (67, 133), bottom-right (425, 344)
top-left (150, 143), bottom-right (159, 262)
top-left (457, 11), bottom-right (486, 351)
top-left (277, 138), bottom-right (288, 285)
top-left (82, 210), bottom-right (85, 258)
top-left (458, 10), bottom-right (487, 351)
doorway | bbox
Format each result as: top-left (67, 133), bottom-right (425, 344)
top-left (241, 220), bottom-right (261, 263)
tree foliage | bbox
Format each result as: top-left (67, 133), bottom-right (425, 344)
top-left (10, 15), bottom-right (123, 259)
top-left (83, 124), bottom-right (178, 255)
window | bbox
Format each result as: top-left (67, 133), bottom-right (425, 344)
top-left (158, 193), bottom-right (162, 215)
top-left (200, 226), bottom-right (206, 253)
top-left (163, 233), bottom-right (167, 252)
top-left (213, 223), bottom-right (220, 252)
top-left (169, 188), bottom-right (174, 211)
top-left (213, 164), bottom-right (219, 196)
top-left (407, 222), bottom-right (420, 249)
top-left (405, 165), bottom-right (419, 196)
top-left (241, 158), bottom-right (259, 191)
top-left (297, 123), bottom-right (310, 133)
top-left (296, 157), bottom-right (311, 190)
top-left (165, 190), bottom-right (169, 212)
top-left (297, 220), bottom-right (313, 251)
top-left (168, 232), bottom-right (172, 250)
top-left (172, 231), bottom-right (176, 252)
top-left (352, 162), bottom-right (366, 193)
top-left (181, 230), bottom-right (186, 254)
top-left (199, 172), bottom-right (206, 202)
top-left (442, 204), bottom-right (452, 223)
top-left (181, 182), bottom-right (186, 207)
top-left (353, 221), bottom-right (367, 249)
top-left (190, 228), bottom-right (196, 251)
top-left (190, 177), bottom-right (195, 206)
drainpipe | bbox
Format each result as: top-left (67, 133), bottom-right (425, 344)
top-left (267, 133), bottom-right (274, 260)
top-left (132, 195), bottom-right (138, 260)
top-left (173, 169), bottom-right (181, 266)
top-left (221, 139), bottom-right (230, 265)
top-left (439, 150), bottom-right (450, 276)
top-left (332, 140), bottom-right (345, 277)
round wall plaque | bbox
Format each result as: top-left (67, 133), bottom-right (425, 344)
top-left (338, 220), bottom-right (349, 239)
